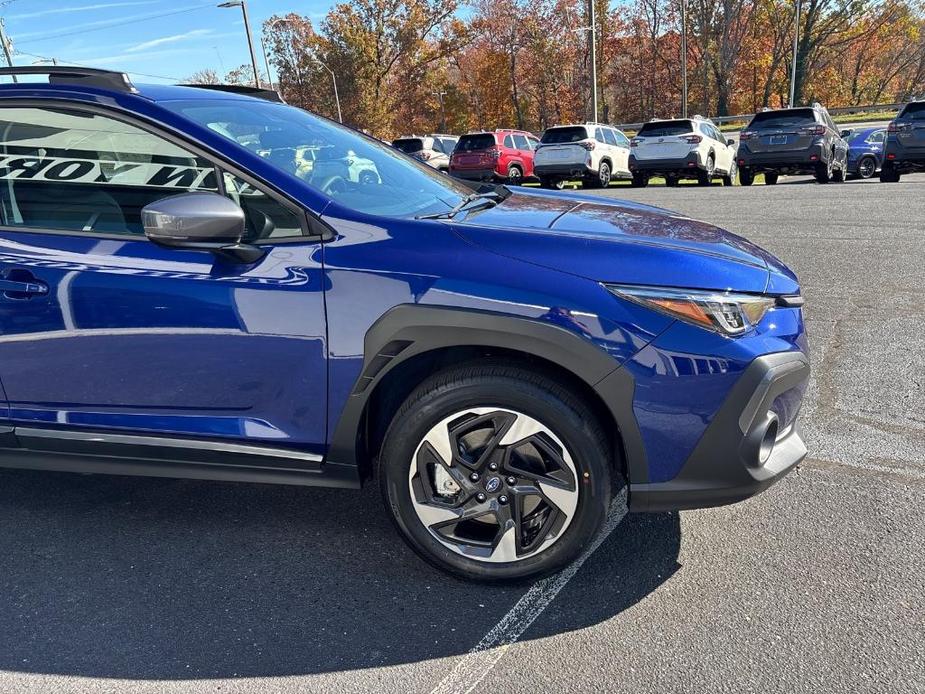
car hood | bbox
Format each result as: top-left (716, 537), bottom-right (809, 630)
top-left (453, 189), bottom-right (798, 294)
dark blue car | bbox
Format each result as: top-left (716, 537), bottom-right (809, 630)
top-left (844, 126), bottom-right (886, 178)
top-left (0, 67), bottom-right (809, 581)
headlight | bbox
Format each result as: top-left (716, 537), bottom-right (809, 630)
top-left (604, 284), bottom-right (778, 336)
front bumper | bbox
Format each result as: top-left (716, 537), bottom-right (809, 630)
top-left (629, 351), bottom-right (810, 512)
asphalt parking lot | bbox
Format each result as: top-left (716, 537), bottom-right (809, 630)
top-left (1, 174), bottom-right (923, 694)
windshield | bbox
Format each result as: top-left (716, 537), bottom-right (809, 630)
top-left (899, 102), bottom-right (925, 120)
top-left (161, 99), bottom-right (471, 218)
top-left (541, 126), bottom-right (589, 144)
top-left (456, 133), bottom-right (496, 151)
top-left (749, 109), bottom-right (817, 129)
top-left (638, 121), bottom-right (693, 137)
top-left (393, 138), bottom-right (425, 153)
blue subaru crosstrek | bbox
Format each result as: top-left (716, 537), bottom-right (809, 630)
top-left (0, 68), bottom-right (809, 581)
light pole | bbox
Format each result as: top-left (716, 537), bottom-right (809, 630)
top-left (789, 0), bottom-right (802, 108)
top-left (433, 90), bottom-right (447, 132)
top-left (267, 17), bottom-right (343, 123)
top-left (680, 0), bottom-right (688, 118)
top-left (589, 0), bottom-right (598, 122)
top-left (259, 36), bottom-right (273, 88)
top-left (0, 19), bottom-right (17, 81)
top-left (315, 54), bottom-right (343, 123)
top-left (217, 1), bottom-right (260, 88)
top-left (571, 15), bottom-right (598, 122)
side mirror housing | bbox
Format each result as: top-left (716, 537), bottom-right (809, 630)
top-left (142, 192), bottom-right (264, 264)
top-left (840, 129), bottom-right (851, 138)
top-left (726, 138), bottom-right (736, 147)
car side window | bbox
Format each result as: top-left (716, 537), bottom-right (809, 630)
top-left (615, 131), bottom-right (630, 148)
top-left (430, 139), bottom-right (445, 154)
top-left (513, 134), bottom-right (530, 150)
top-left (528, 136), bottom-right (540, 149)
top-left (503, 134), bottom-right (515, 149)
top-left (868, 131), bottom-right (885, 144)
top-left (0, 106), bottom-right (217, 236)
top-left (594, 128), bottom-right (607, 143)
top-left (602, 129), bottom-right (618, 146)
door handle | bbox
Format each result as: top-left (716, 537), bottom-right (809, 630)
top-left (0, 270), bottom-right (49, 299)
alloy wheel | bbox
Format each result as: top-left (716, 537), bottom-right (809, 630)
top-left (858, 157), bottom-right (876, 179)
top-left (407, 407), bottom-right (579, 563)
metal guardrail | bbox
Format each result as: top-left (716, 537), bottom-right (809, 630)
top-left (614, 102), bottom-right (903, 131)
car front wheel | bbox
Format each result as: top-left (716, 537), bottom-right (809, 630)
top-left (857, 156), bottom-right (876, 179)
top-left (379, 362), bottom-right (614, 582)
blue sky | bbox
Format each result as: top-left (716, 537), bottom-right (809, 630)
top-left (1, 0), bottom-right (336, 83)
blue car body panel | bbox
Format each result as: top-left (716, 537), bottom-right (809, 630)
top-left (846, 126), bottom-right (885, 174)
top-left (0, 79), bottom-right (809, 507)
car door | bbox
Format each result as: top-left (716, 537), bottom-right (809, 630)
top-left (602, 128), bottom-right (627, 174)
top-left (709, 124), bottom-right (732, 171)
top-left (612, 130), bottom-right (632, 174)
top-left (0, 104), bottom-right (327, 454)
top-left (512, 133), bottom-right (534, 176)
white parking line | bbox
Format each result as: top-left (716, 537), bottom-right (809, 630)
top-left (429, 489), bottom-right (628, 694)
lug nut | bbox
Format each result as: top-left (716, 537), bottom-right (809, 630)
top-left (488, 462), bottom-right (499, 471)
top-left (506, 476), bottom-right (516, 485)
top-left (476, 492), bottom-right (487, 503)
top-left (498, 495), bottom-right (509, 505)
top-left (469, 472), bottom-right (480, 482)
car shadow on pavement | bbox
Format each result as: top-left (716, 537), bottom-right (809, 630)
top-left (0, 469), bottom-right (681, 680)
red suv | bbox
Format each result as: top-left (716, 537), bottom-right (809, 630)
top-left (449, 129), bottom-right (539, 184)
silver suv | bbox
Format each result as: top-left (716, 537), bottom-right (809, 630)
top-left (392, 134), bottom-right (458, 172)
top-left (737, 103), bottom-right (849, 184)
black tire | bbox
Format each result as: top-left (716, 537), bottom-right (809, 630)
top-left (764, 171), bottom-right (779, 186)
top-left (722, 161), bottom-right (737, 186)
top-left (857, 156), bottom-right (876, 179)
top-left (697, 155), bottom-right (715, 186)
top-left (879, 163), bottom-right (896, 182)
top-left (815, 158), bottom-right (833, 184)
top-left (631, 172), bottom-right (648, 188)
top-left (665, 176), bottom-right (679, 187)
top-left (507, 165), bottom-right (523, 186)
top-left (738, 166), bottom-right (755, 186)
top-left (379, 361), bottom-right (615, 582)
top-left (585, 161), bottom-right (612, 189)
top-left (540, 176), bottom-right (566, 190)
top-left (832, 164), bottom-right (846, 183)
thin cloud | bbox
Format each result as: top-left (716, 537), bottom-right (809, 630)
top-left (10, 1), bottom-right (159, 22)
top-left (81, 46), bottom-right (203, 67)
top-left (126, 29), bottom-right (213, 53)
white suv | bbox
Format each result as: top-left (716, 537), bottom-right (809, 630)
top-left (628, 116), bottom-right (737, 187)
top-left (534, 123), bottom-right (632, 189)
top-left (392, 134), bottom-right (458, 172)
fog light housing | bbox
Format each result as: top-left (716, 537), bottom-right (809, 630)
top-left (757, 414), bottom-right (779, 466)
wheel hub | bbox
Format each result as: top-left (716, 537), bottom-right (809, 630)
top-left (408, 407), bottom-right (579, 564)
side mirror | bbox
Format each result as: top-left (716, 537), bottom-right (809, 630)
top-left (727, 138), bottom-right (736, 147)
top-left (840, 130), bottom-right (851, 138)
top-left (142, 192), bottom-right (265, 264)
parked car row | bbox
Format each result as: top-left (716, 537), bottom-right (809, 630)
top-left (392, 98), bottom-right (924, 188)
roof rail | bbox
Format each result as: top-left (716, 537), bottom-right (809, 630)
top-left (0, 66), bottom-right (136, 93)
top-left (184, 83), bottom-right (283, 103)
